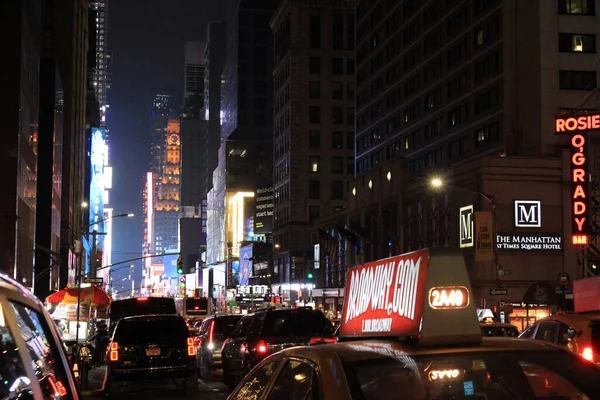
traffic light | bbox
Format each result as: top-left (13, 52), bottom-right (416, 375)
top-left (307, 272), bottom-right (314, 279)
top-left (177, 256), bottom-right (184, 274)
top-left (211, 287), bottom-right (216, 296)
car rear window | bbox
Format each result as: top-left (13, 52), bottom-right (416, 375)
top-left (110, 297), bottom-right (176, 324)
top-left (215, 316), bottom-right (242, 337)
top-left (114, 317), bottom-right (189, 344)
top-left (261, 310), bottom-right (333, 336)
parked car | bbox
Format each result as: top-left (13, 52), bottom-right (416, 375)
top-left (105, 314), bottom-right (197, 397)
top-left (0, 274), bottom-right (81, 399)
top-left (195, 314), bottom-right (242, 378)
top-left (221, 307), bottom-right (335, 387)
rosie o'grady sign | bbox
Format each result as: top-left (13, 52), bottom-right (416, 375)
top-left (341, 250), bottom-right (429, 337)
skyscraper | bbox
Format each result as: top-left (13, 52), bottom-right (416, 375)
top-left (182, 41), bottom-right (205, 119)
top-left (89, 0), bottom-right (110, 124)
top-left (270, 0), bottom-right (356, 287)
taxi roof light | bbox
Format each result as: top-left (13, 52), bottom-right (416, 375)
top-left (338, 248), bottom-right (481, 348)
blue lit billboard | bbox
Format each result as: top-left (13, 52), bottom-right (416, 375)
top-left (89, 128), bottom-right (106, 250)
top-left (239, 245), bottom-right (252, 286)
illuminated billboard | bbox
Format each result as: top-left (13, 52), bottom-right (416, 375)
top-left (555, 114), bottom-right (591, 245)
top-left (254, 187), bottom-right (273, 234)
top-left (239, 245), bottom-right (253, 286)
top-left (89, 128), bottom-right (107, 250)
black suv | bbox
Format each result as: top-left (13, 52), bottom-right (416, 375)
top-left (221, 307), bottom-right (335, 386)
top-left (195, 314), bottom-right (242, 377)
top-left (106, 314), bottom-right (197, 397)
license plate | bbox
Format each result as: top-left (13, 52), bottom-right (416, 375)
top-left (146, 347), bottom-right (161, 356)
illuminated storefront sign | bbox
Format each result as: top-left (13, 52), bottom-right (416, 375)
top-left (459, 205), bottom-right (474, 248)
top-left (496, 233), bottom-right (562, 251)
top-left (89, 128), bottom-right (106, 250)
top-left (556, 114), bottom-right (592, 245)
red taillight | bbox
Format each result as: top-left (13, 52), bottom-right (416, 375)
top-left (209, 320), bottom-right (215, 343)
top-left (187, 337), bottom-right (196, 356)
top-left (257, 340), bottom-right (267, 354)
top-left (137, 297), bottom-right (148, 302)
top-left (309, 337), bottom-right (337, 345)
top-left (109, 342), bottom-right (119, 361)
top-left (582, 347), bottom-right (594, 362)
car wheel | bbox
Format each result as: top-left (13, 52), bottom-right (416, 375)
top-left (184, 376), bottom-right (198, 394)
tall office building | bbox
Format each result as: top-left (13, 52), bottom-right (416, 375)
top-left (89, 0), bottom-right (110, 124)
top-left (206, 0), bottom-right (278, 300)
top-left (335, 0), bottom-right (600, 325)
top-left (270, 0), bottom-right (356, 288)
top-left (182, 41), bottom-right (205, 119)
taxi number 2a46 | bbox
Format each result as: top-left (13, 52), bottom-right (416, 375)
top-left (428, 286), bottom-right (469, 309)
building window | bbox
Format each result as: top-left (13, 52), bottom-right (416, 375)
top-left (309, 81), bottom-right (321, 99)
top-left (347, 82), bottom-right (355, 100)
top-left (347, 156), bottom-right (354, 174)
top-left (425, 88), bottom-right (443, 111)
top-left (333, 58), bottom-right (344, 75)
top-left (474, 86), bottom-right (500, 114)
top-left (332, 181), bottom-right (344, 200)
top-left (346, 107), bottom-right (355, 125)
top-left (448, 71), bottom-right (469, 96)
top-left (332, 157), bottom-right (344, 173)
top-left (309, 106), bottom-right (321, 123)
top-left (346, 58), bottom-right (355, 75)
top-left (310, 11), bottom-right (321, 48)
top-left (310, 156), bottom-right (320, 172)
top-left (309, 130), bottom-right (320, 149)
top-left (558, 0), bottom-right (595, 15)
top-left (346, 132), bottom-right (354, 149)
top-left (448, 104), bottom-right (468, 127)
top-left (559, 70), bottom-right (597, 90)
top-left (333, 107), bottom-right (344, 124)
top-left (476, 122), bottom-right (500, 146)
top-left (559, 33), bottom-right (596, 53)
top-left (333, 11), bottom-right (344, 49)
top-left (308, 205), bottom-right (320, 222)
top-left (309, 180), bottom-right (320, 199)
top-left (309, 57), bottom-right (321, 74)
top-left (332, 131), bottom-right (343, 149)
top-left (332, 82), bottom-right (343, 99)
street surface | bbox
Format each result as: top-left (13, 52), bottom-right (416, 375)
top-left (83, 367), bottom-right (232, 400)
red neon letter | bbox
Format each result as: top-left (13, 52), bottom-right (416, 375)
top-left (556, 118), bottom-right (566, 132)
top-left (574, 201), bottom-right (587, 215)
top-left (573, 168), bottom-right (585, 182)
top-left (572, 153), bottom-right (586, 166)
top-left (575, 217), bottom-right (586, 231)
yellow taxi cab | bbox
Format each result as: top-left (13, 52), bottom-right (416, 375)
top-left (0, 273), bottom-right (81, 399)
top-left (519, 276), bottom-right (600, 364)
top-left (227, 249), bottom-right (600, 399)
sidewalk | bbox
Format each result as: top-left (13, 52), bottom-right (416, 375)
top-left (81, 365), bottom-right (106, 397)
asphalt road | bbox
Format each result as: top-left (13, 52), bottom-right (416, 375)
top-left (84, 368), bottom-right (232, 400)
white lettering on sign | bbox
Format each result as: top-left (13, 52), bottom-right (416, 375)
top-left (345, 256), bottom-right (422, 325)
top-left (361, 318), bottom-right (393, 333)
top-left (429, 369), bottom-right (461, 381)
top-left (429, 287), bottom-right (468, 309)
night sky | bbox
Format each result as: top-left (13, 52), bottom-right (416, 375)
top-left (108, 1), bottom-right (231, 289)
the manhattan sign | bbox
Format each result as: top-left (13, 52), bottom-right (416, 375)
top-left (496, 233), bottom-right (562, 252)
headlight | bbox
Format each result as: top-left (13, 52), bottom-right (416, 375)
top-left (207, 343), bottom-right (214, 350)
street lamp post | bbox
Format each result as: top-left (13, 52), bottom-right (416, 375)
top-left (430, 178), bottom-right (500, 310)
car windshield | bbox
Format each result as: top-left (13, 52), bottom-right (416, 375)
top-left (342, 348), bottom-right (600, 399)
top-left (114, 317), bottom-right (189, 344)
top-left (481, 326), bottom-right (519, 337)
top-left (261, 310), bottom-right (333, 336)
top-left (215, 317), bottom-right (242, 338)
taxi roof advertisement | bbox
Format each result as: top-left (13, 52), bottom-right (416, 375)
top-left (340, 249), bottom-right (429, 338)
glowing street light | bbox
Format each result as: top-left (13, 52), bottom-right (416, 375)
top-left (431, 177), bottom-right (443, 188)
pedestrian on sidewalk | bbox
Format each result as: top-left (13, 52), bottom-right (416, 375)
top-left (88, 321), bottom-right (109, 367)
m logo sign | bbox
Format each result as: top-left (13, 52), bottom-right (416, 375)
top-left (459, 205), bottom-right (474, 248)
top-left (514, 200), bottom-right (541, 228)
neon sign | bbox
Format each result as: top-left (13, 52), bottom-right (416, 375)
top-left (556, 114), bottom-right (600, 132)
top-left (571, 133), bottom-right (589, 245)
top-left (89, 128), bottom-right (106, 247)
top-left (556, 116), bottom-right (591, 245)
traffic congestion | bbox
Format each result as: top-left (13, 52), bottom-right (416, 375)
top-left (2, 248), bottom-right (600, 399)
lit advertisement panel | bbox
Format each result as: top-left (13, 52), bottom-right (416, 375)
top-left (102, 208), bottom-right (112, 280)
top-left (239, 245), bottom-right (252, 286)
top-left (90, 128), bottom-right (106, 250)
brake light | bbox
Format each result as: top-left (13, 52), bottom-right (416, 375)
top-left (137, 297), bottom-right (148, 302)
top-left (257, 340), bottom-right (267, 354)
top-left (309, 337), bottom-right (337, 345)
top-left (109, 342), bottom-right (119, 361)
top-left (582, 347), bottom-right (594, 362)
top-left (187, 337), bottom-right (196, 356)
